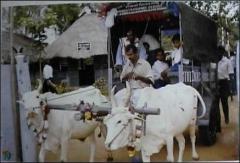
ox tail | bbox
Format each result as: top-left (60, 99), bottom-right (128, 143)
top-left (193, 88), bottom-right (206, 119)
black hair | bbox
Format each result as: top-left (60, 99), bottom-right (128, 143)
top-left (125, 44), bottom-right (138, 54)
top-left (230, 51), bottom-right (235, 56)
top-left (172, 33), bottom-right (180, 42)
top-left (143, 42), bottom-right (150, 49)
top-left (217, 46), bottom-right (226, 56)
top-left (126, 29), bottom-right (136, 36)
top-left (155, 48), bottom-right (165, 55)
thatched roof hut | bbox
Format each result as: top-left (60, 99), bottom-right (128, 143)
top-left (44, 13), bottom-right (108, 59)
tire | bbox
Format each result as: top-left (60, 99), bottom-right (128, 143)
top-left (198, 125), bottom-right (217, 146)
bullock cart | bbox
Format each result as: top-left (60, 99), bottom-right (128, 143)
top-left (107, 2), bottom-right (218, 145)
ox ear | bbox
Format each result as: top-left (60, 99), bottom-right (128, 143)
top-left (124, 81), bottom-right (131, 107)
top-left (16, 100), bottom-right (27, 110)
top-left (36, 79), bottom-right (42, 93)
top-left (111, 85), bottom-right (118, 108)
top-left (16, 100), bottom-right (24, 106)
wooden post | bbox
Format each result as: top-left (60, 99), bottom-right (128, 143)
top-left (107, 28), bottom-right (112, 96)
top-left (15, 55), bottom-right (37, 162)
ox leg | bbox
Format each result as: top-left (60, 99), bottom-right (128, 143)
top-left (99, 125), bottom-right (113, 161)
top-left (39, 145), bottom-right (46, 162)
top-left (141, 150), bottom-right (150, 162)
top-left (60, 138), bottom-right (69, 162)
top-left (175, 134), bottom-right (185, 162)
top-left (89, 133), bottom-right (96, 162)
top-left (166, 136), bottom-right (174, 162)
top-left (189, 124), bottom-right (199, 160)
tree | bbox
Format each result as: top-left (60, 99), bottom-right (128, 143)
top-left (14, 5), bottom-right (58, 79)
top-left (186, 1), bottom-right (239, 51)
top-left (13, 4), bottom-right (82, 79)
top-left (47, 4), bottom-right (82, 34)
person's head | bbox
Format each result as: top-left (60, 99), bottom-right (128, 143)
top-left (43, 59), bottom-right (50, 66)
top-left (217, 46), bottom-right (226, 60)
top-left (125, 44), bottom-right (139, 64)
top-left (155, 48), bottom-right (165, 61)
top-left (143, 42), bottom-right (150, 53)
top-left (172, 33), bottom-right (181, 49)
top-left (126, 29), bottom-right (136, 43)
top-left (230, 51), bottom-right (235, 57)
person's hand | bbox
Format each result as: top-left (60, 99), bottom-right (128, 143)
top-left (126, 72), bottom-right (135, 80)
top-left (166, 55), bottom-right (171, 61)
top-left (124, 72), bottom-right (135, 80)
top-left (161, 70), bottom-right (168, 79)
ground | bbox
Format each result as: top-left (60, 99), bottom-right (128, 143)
top-left (45, 96), bottom-right (239, 162)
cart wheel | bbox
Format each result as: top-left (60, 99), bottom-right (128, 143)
top-left (198, 125), bottom-right (216, 146)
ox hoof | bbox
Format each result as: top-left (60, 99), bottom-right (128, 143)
top-left (192, 156), bottom-right (199, 161)
top-left (107, 157), bottom-right (113, 162)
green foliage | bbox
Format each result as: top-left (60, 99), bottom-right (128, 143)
top-left (186, 1), bottom-right (239, 49)
top-left (93, 78), bottom-right (108, 96)
top-left (14, 6), bottom-right (58, 51)
top-left (47, 4), bottom-right (82, 33)
top-left (14, 4), bottom-right (82, 51)
top-left (83, 57), bottom-right (93, 65)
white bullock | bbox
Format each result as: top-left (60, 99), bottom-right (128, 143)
top-left (19, 80), bottom-right (111, 162)
top-left (104, 82), bottom-right (206, 162)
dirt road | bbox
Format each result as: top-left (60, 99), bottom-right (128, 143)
top-left (45, 96), bottom-right (239, 162)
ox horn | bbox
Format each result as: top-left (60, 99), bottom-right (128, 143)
top-left (124, 81), bottom-right (131, 107)
top-left (37, 79), bottom-right (42, 93)
top-left (111, 85), bottom-right (118, 108)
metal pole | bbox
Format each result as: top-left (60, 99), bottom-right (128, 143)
top-left (178, 11), bottom-right (184, 82)
top-left (10, 6), bottom-right (21, 161)
top-left (107, 28), bottom-right (112, 97)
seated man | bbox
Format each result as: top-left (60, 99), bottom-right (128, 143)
top-left (121, 44), bottom-right (153, 107)
top-left (152, 48), bottom-right (170, 88)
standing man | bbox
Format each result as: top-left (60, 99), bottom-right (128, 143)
top-left (169, 33), bottom-right (183, 71)
top-left (216, 46), bottom-right (234, 130)
top-left (115, 29), bottom-right (147, 71)
top-left (42, 60), bottom-right (57, 93)
top-left (120, 44), bottom-right (153, 107)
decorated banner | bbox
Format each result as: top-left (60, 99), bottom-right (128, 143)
top-left (117, 2), bottom-right (168, 16)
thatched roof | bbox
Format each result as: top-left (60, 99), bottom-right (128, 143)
top-left (44, 14), bottom-right (108, 59)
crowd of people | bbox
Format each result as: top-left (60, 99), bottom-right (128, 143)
top-left (114, 28), bottom-right (237, 130)
top-left (114, 29), bottom-right (185, 89)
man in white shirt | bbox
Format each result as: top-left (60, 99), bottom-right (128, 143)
top-left (120, 44), bottom-right (153, 107)
top-left (216, 46), bottom-right (234, 129)
top-left (115, 29), bottom-right (147, 70)
top-left (152, 48), bottom-right (169, 88)
top-left (169, 34), bottom-right (183, 71)
top-left (42, 60), bottom-right (57, 93)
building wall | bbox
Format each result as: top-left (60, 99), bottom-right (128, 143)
top-left (1, 65), bottom-right (18, 161)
